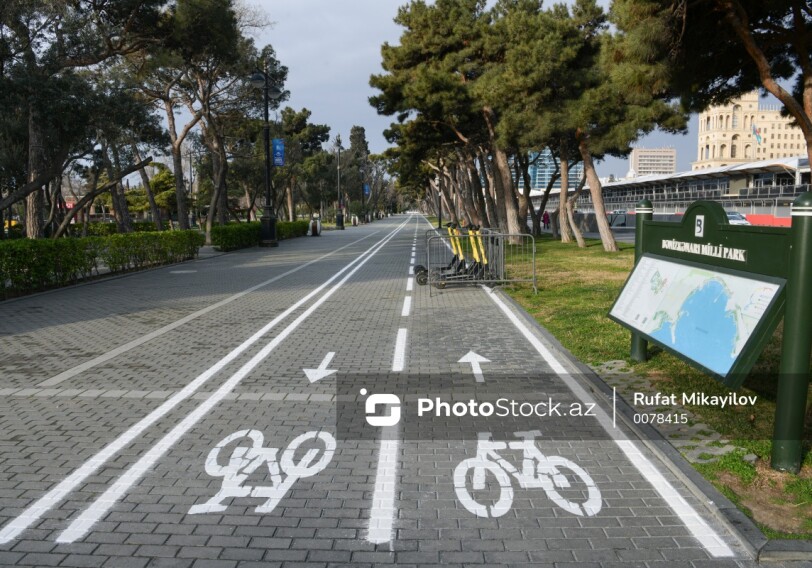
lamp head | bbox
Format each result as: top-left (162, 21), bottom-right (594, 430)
top-left (267, 85), bottom-right (283, 100)
top-left (250, 71), bottom-right (266, 90)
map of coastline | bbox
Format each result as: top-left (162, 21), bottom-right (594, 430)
top-left (611, 256), bottom-right (781, 376)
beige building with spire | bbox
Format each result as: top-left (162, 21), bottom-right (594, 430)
top-left (692, 91), bottom-right (806, 170)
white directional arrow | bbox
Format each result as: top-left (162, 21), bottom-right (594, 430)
top-left (458, 351), bottom-right (490, 383)
top-left (304, 352), bottom-right (337, 383)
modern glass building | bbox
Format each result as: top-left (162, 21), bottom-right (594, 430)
top-left (514, 148), bottom-right (584, 193)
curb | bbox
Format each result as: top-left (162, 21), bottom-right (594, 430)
top-left (492, 288), bottom-right (812, 563)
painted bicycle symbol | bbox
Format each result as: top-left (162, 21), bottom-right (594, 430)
top-left (189, 429), bottom-right (335, 515)
top-left (454, 430), bottom-right (602, 518)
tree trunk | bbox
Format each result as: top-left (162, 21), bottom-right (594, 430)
top-left (133, 145), bottom-right (163, 230)
top-left (165, 99), bottom-right (196, 231)
top-left (286, 184), bottom-right (295, 222)
top-left (456, 162), bottom-right (481, 227)
top-left (476, 153), bottom-right (498, 229)
top-left (567, 176), bottom-right (587, 248)
top-left (483, 107), bottom-right (523, 239)
top-left (517, 153), bottom-right (538, 235)
top-left (577, 133), bottom-right (618, 252)
top-left (467, 156), bottom-right (489, 228)
top-left (106, 143), bottom-right (133, 233)
top-left (25, 105), bottom-right (45, 239)
top-left (558, 156), bottom-right (574, 243)
top-left (438, 175), bottom-right (458, 225)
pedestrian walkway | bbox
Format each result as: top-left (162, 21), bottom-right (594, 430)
top-left (0, 215), bottom-right (803, 566)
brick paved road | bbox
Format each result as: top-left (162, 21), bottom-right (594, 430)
top-left (0, 215), bottom-right (791, 567)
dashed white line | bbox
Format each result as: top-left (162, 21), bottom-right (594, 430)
top-left (367, 430), bottom-right (399, 545)
top-left (483, 287), bottom-right (735, 558)
top-left (401, 296), bottom-right (412, 317)
top-left (367, 325), bottom-right (408, 545)
top-left (406, 277), bottom-right (414, 291)
top-left (392, 328), bottom-right (408, 372)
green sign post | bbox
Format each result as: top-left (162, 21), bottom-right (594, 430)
top-left (631, 200), bottom-right (653, 362)
top-left (772, 193), bottom-right (812, 471)
top-left (611, 196), bottom-right (811, 472)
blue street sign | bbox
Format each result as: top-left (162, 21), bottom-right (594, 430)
top-left (272, 138), bottom-right (285, 166)
top-left (363, 183), bottom-right (370, 197)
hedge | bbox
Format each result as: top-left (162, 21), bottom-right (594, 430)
top-left (0, 230), bottom-right (204, 300)
top-left (211, 220), bottom-right (309, 251)
top-left (83, 221), bottom-right (162, 236)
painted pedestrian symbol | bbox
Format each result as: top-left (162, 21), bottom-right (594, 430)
top-left (189, 429), bottom-right (335, 515)
top-left (454, 430), bottom-right (602, 518)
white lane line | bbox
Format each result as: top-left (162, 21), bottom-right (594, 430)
top-left (367, 326), bottom-right (408, 545)
top-left (406, 277), bottom-right (414, 292)
top-left (401, 296), bottom-right (412, 317)
top-left (392, 328), bottom-right (407, 372)
top-left (0, 223), bottom-right (405, 546)
top-left (367, 428), bottom-right (399, 545)
top-left (38, 234), bottom-right (377, 388)
top-left (482, 287), bottom-right (735, 558)
top-left (55, 220), bottom-right (412, 544)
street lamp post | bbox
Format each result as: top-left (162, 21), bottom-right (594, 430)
top-left (250, 70), bottom-right (283, 247)
top-left (336, 136), bottom-right (344, 230)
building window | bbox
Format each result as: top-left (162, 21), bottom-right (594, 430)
top-left (732, 105), bottom-right (741, 128)
top-left (744, 144), bottom-right (752, 158)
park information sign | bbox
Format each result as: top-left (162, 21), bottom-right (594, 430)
top-left (610, 200), bottom-right (791, 389)
top-left (610, 196), bottom-right (812, 472)
top-left (610, 254), bottom-right (783, 378)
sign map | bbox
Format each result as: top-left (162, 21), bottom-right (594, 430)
top-left (610, 255), bottom-right (782, 377)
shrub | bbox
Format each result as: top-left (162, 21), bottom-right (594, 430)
top-left (210, 222), bottom-right (261, 251)
top-left (132, 221), bottom-right (162, 232)
top-left (85, 222), bottom-right (119, 236)
top-left (0, 230), bottom-right (204, 300)
top-left (210, 220), bottom-right (310, 251)
top-left (277, 220), bottom-right (309, 240)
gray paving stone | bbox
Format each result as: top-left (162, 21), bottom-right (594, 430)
top-left (0, 217), bottom-right (771, 567)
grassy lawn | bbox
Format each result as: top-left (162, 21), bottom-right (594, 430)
top-left (503, 234), bottom-right (812, 539)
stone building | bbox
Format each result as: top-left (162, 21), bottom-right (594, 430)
top-left (693, 91), bottom-right (806, 170)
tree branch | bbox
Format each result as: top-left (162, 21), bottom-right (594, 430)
top-left (52, 158), bottom-right (153, 238)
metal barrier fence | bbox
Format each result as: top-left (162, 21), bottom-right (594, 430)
top-left (417, 227), bottom-right (536, 293)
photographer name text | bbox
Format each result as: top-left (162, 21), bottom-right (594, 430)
top-left (634, 391), bottom-right (757, 408)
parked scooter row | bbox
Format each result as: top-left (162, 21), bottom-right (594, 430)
top-left (414, 223), bottom-right (495, 288)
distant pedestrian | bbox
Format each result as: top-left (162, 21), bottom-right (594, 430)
top-left (542, 211), bottom-right (550, 230)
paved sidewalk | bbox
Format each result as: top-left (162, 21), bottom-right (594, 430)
top-left (0, 215), bottom-right (803, 567)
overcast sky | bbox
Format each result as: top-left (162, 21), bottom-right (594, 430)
top-left (246, 0), bottom-right (699, 179)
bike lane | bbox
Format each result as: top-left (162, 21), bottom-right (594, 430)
top-left (37, 214), bottom-right (419, 565)
top-left (0, 214), bottom-right (771, 567)
top-left (388, 217), bottom-right (753, 566)
top-left (0, 219), bottom-right (408, 565)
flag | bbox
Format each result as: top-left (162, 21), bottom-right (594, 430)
top-left (752, 124), bottom-right (762, 145)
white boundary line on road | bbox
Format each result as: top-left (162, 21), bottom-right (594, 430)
top-left (55, 217), bottom-right (412, 544)
top-left (367, 219), bottom-right (418, 545)
top-left (368, 430), bottom-right (399, 545)
top-left (38, 233), bottom-right (378, 388)
top-left (0, 219), bottom-right (409, 545)
top-left (392, 328), bottom-right (408, 372)
top-left (483, 287), bottom-right (736, 558)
